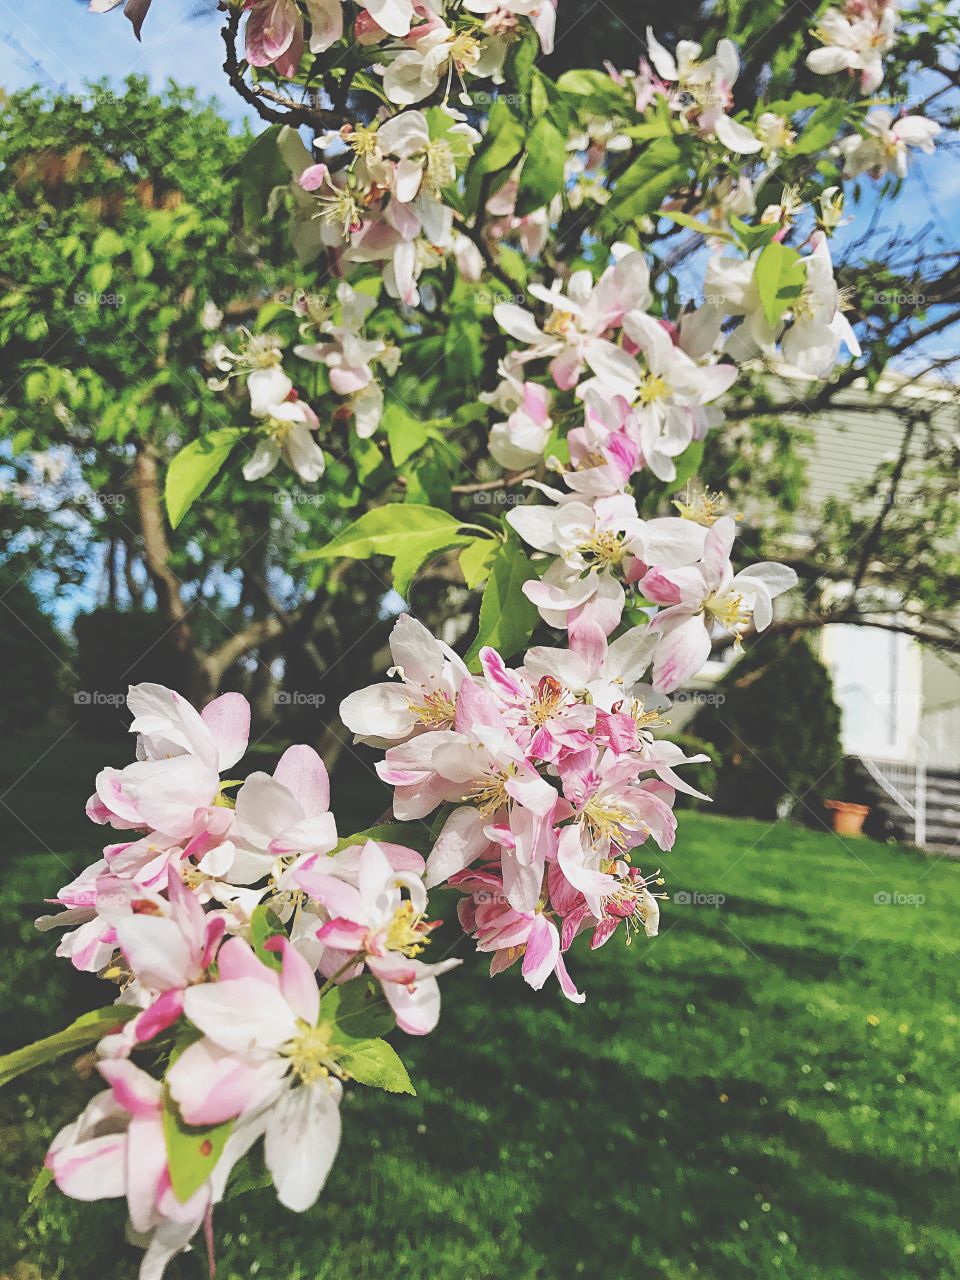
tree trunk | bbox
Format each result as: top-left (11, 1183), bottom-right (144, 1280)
top-left (129, 442), bottom-right (215, 704)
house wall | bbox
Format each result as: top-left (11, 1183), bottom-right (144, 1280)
top-left (818, 625), bottom-right (924, 763)
top-left (920, 649), bottom-right (960, 768)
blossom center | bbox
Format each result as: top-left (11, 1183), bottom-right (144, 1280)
top-left (582, 529), bottom-right (625, 568)
top-left (449, 31), bottom-right (481, 73)
top-left (283, 1020), bottom-right (337, 1085)
top-left (705, 589), bottom-right (748, 635)
top-left (348, 121), bottom-right (381, 159)
top-left (582, 797), bottom-right (635, 848)
top-left (637, 371), bottom-right (669, 405)
top-left (673, 483), bottom-right (728, 527)
top-left (544, 310), bottom-right (577, 337)
top-left (408, 689), bottom-right (457, 729)
top-left (467, 770), bottom-right (512, 817)
top-left (385, 900), bottom-right (432, 957)
top-left (315, 188), bottom-right (364, 236)
top-left (424, 139), bottom-right (456, 195)
top-left (529, 675), bottom-right (566, 726)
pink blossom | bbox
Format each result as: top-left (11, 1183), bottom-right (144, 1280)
top-left (294, 839), bottom-right (460, 1034)
top-left (641, 516), bottom-right (797, 692)
top-left (167, 937), bottom-right (343, 1212)
top-left (451, 867), bottom-right (584, 1002)
top-left (47, 1057), bottom-right (253, 1279)
top-left (340, 612), bottom-right (467, 747)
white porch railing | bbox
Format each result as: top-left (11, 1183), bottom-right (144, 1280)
top-left (858, 738), bottom-right (928, 848)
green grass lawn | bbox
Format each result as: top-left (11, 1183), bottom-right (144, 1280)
top-left (2, 735), bottom-right (960, 1279)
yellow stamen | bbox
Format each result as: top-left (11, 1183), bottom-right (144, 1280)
top-left (408, 690), bottom-right (457, 730)
top-left (385, 901), bottom-right (431, 958)
top-left (282, 1020), bottom-right (337, 1085)
top-left (637, 371), bottom-right (668, 405)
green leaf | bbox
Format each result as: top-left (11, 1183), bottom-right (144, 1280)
top-left (240, 125), bottom-right (288, 233)
top-left (424, 106), bottom-right (475, 168)
top-left (515, 118), bottom-right (566, 218)
top-left (92, 227), bottom-right (125, 259)
top-left (765, 92), bottom-right (826, 115)
top-left (459, 536), bottom-right (500, 588)
top-left (793, 99), bottom-right (848, 155)
top-left (392, 529), bottom-right (471, 598)
top-left (405, 450), bottom-right (453, 510)
top-left (464, 535), bottom-right (540, 667)
top-left (0, 1006), bottom-right (137, 1089)
top-left (753, 241), bottom-right (806, 329)
top-left (29, 1166), bottom-right (53, 1203)
top-left (666, 439), bottom-right (705, 492)
top-left (88, 261), bottom-right (113, 293)
top-left (598, 140), bottom-right (689, 232)
top-left (23, 313), bottom-right (49, 342)
top-left (556, 69), bottom-right (629, 114)
top-left (163, 1091), bottom-right (234, 1203)
top-left (336, 1037), bottom-right (415, 1095)
top-left (661, 210), bottom-right (734, 242)
top-left (464, 99), bottom-right (526, 214)
top-left (334, 823), bottom-right (432, 856)
top-left (250, 904), bottom-right (285, 970)
top-left (304, 504), bottom-right (460, 562)
top-left (384, 401), bottom-right (431, 467)
top-left (728, 216), bottom-right (779, 254)
top-left (350, 433), bottom-right (386, 486)
top-left (303, 504), bottom-right (470, 595)
top-left (506, 25), bottom-right (539, 118)
top-left (130, 242), bottom-right (155, 278)
top-left (164, 428), bottom-right (245, 529)
top-left (321, 979), bottom-right (394, 1041)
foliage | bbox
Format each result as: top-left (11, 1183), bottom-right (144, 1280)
top-left (694, 634), bottom-right (844, 824)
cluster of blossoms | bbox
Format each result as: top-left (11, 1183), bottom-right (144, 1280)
top-left (200, 13), bottom-right (937, 470)
top-left (340, 613), bottom-right (698, 1000)
top-left (40, 684), bottom-right (458, 1276)
top-left (26, 0), bottom-right (941, 1270)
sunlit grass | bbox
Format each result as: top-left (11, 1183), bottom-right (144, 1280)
top-left (2, 745), bottom-right (959, 1278)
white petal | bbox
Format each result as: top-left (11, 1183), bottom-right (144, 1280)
top-left (265, 1082), bottom-right (342, 1211)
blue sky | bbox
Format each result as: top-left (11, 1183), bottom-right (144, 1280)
top-left (0, 0), bottom-right (252, 121)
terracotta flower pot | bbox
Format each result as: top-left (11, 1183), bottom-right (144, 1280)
top-left (824, 799), bottom-right (870, 837)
